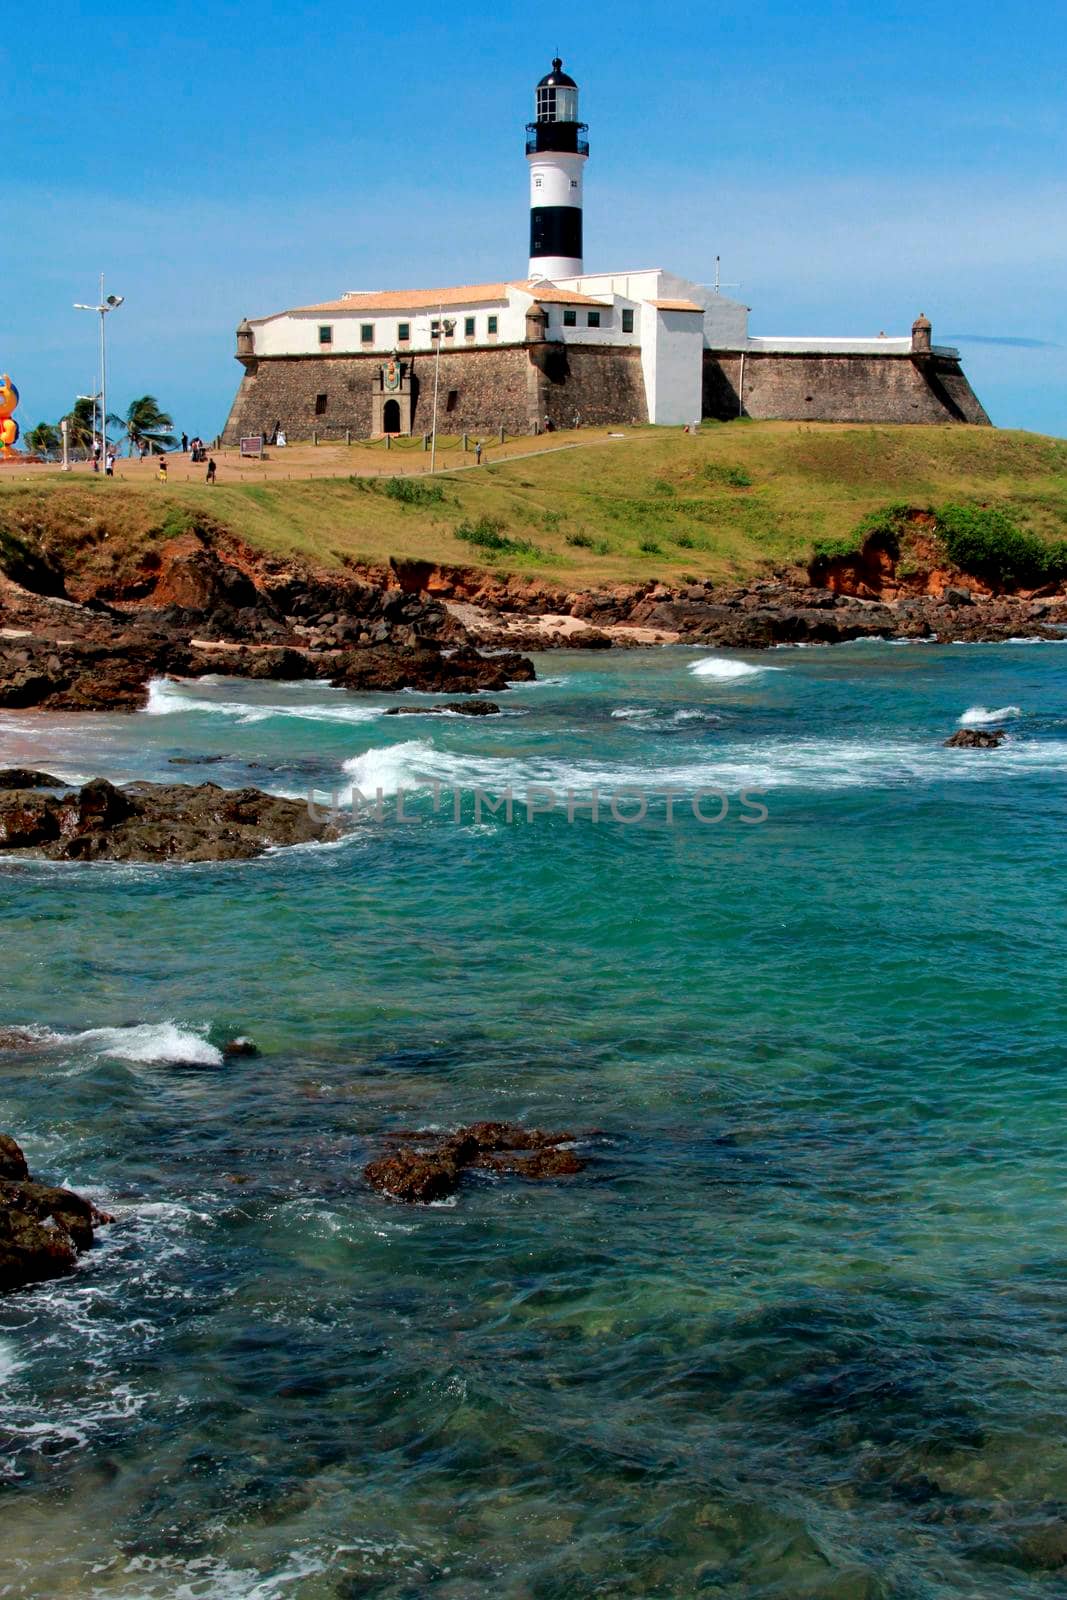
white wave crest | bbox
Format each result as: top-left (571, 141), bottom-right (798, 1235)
top-left (611, 706), bottom-right (654, 720)
top-left (959, 704), bottom-right (1022, 726)
top-left (10, 1020), bottom-right (225, 1066)
top-left (689, 657), bottom-right (781, 680)
top-left (144, 678), bottom-right (384, 726)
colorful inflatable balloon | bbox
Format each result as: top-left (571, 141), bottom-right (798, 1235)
top-left (0, 374), bottom-right (19, 455)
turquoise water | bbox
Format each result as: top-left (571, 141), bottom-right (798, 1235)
top-left (1, 641), bottom-right (1066, 1599)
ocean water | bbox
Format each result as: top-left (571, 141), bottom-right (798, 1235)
top-left (1, 641), bottom-right (1066, 1599)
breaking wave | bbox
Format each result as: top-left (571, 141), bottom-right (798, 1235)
top-left (144, 679), bottom-right (384, 726)
top-left (959, 704), bottom-right (1022, 725)
top-left (1, 1021), bottom-right (223, 1066)
top-left (689, 657), bottom-right (781, 681)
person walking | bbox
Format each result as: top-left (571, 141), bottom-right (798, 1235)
top-left (157, 455), bottom-right (168, 483)
top-left (105, 449), bottom-right (116, 477)
top-left (205, 457), bottom-right (217, 484)
top-left (181, 432), bottom-right (189, 454)
top-left (474, 440), bottom-right (483, 466)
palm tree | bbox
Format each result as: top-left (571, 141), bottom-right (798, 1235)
top-left (25, 422), bottom-right (61, 457)
top-left (125, 395), bottom-right (176, 456)
top-left (61, 395), bottom-right (122, 453)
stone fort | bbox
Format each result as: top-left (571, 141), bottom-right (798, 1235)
top-left (222, 59), bottom-right (989, 445)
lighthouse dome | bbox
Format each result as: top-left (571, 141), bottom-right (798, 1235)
top-left (538, 58), bottom-right (577, 89)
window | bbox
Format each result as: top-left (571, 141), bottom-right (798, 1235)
top-left (397, 322), bottom-right (410, 342)
top-left (360, 323), bottom-right (374, 344)
top-left (563, 308), bottom-right (577, 327)
top-left (587, 311), bottom-right (601, 329)
top-left (315, 393), bottom-right (328, 415)
top-left (446, 389), bottom-right (458, 413)
top-left (570, 179), bottom-right (578, 189)
top-left (622, 309), bottom-right (635, 334)
top-left (318, 324), bottom-right (333, 345)
top-left (465, 316), bottom-right (476, 337)
top-left (487, 315), bottom-right (498, 336)
top-left (535, 176), bottom-right (543, 189)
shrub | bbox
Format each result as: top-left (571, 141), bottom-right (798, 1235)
top-left (651, 478), bottom-right (677, 496)
top-left (638, 538), bottom-right (663, 555)
top-left (703, 463), bottom-right (752, 488)
top-left (454, 517), bottom-right (539, 556)
top-left (935, 503), bottom-right (1067, 589)
top-left (675, 533), bottom-right (695, 549)
top-left (567, 532), bottom-right (611, 554)
top-left (381, 476), bottom-right (445, 506)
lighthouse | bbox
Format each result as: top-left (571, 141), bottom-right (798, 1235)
top-left (526, 58), bottom-right (588, 280)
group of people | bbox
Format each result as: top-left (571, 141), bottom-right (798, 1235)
top-left (181, 433), bottom-right (210, 463)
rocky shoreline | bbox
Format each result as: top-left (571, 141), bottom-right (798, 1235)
top-left (2, 523), bottom-right (1064, 716)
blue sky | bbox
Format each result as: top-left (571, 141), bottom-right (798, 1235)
top-left (6, 0), bottom-right (1065, 439)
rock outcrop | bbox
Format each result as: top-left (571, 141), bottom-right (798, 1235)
top-left (0, 1134), bottom-right (112, 1291)
top-left (0, 778), bottom-right (342, 862)
top-left (0, 769), bottom-right (62, 789)
top-left (365, 1122), bottom-right (585, 1204)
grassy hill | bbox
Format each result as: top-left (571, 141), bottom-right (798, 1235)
top-left (3, 422), bottom-right (1067, 588)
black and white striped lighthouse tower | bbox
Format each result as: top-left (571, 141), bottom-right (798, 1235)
top-left (526, 58), bottom-right (589, 280)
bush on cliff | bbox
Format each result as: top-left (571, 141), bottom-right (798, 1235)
top-left (809, 503), bottom-right (914, 568)
top-left (934, 503), bottom-right (1067, 589)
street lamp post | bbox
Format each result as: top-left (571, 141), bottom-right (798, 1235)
top-left (74, 275), bottom-right (124, 465)
top-left (429, 314), bottom-right (455, 473)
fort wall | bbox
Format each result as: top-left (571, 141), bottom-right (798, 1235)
top-left (223, 340), bottom-right (990, 444)
top-left (702, 351), bottom-right (991, 426)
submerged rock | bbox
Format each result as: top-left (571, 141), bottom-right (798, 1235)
top-left (0, 778), bottom-right (342, 863)
top-left (384, 700), bottom-right (501, 717)
top-left (364, 1121), bottom-right (585, 1204)
top-left (222, 1036), bottom-right (260, 1058)
top-left (944, 728), bottom-right (1006, 748)
top-left (0, 1134), bottom-right (113, 1292)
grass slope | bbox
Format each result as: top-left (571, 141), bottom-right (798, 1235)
top-left (3, 423), bottom-right (1066, 588)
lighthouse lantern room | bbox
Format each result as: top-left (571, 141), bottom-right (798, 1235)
top-left (527, 58), bottom-right (588, 280)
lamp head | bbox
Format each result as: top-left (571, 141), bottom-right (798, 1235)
top-left (106, 294), bottom-right (124, 308)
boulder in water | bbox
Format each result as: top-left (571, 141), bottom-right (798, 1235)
top-left (0, 779), bottom-right (343, 863)
top-left (944, 728), bottom-right (1006, 748)
top-left (0, 1134), bottom-right (113, 1291)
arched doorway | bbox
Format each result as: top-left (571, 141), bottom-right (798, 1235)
top-left (383, 399), bottom-right (401, 434)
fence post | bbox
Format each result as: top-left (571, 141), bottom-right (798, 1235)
top-left (386, 434), bottom-right (391, 450)
top-left (312, 431), bottom-right (317, 447)
top-left (498, 424), bottom-right (505, 443)
top-left (462, 433), bottom-right (468, 452)
top-left (423, 433), bottom-right (430, 452)
top-left (345, 429), bottom-right (351, 446)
